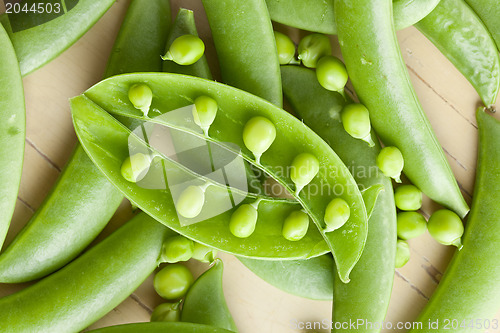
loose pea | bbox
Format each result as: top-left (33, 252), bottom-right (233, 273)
top-left (394, 185), bottom-right (423, 211)
top-left (161, 235), bottom-right (195, 263)
top-left (150, 301), bottom-right (181, 322)
top-left (341, 103), bottom-right (375, 147)
top-left (176, 185), bottom-right (205, 219)
top-left (191, 243), bottom-right (218, 263)
top-left (397, 211), bottom-right (427, 240)
top-left (290, 153), bottom-right (320, 194)
top-left (153, 264), bottom-right (194, 300)
top-left (161, 34), bottom-right (205, 65)
top-left (282, 210), bottom-right (310, 241)
top-left (395, 240), bottom-right (411, 268)
top-left (316, 55), bottom-right (349, 92)
top-left (192, 96), bottom-right (218, 134)
top-left (274, 31), bottom-right (296, 65)
top-left (121, 153), bottom-right (152, 183)
top-left (128, 83), bottom-right (152, 117)
top-left (297, 33), bottom-right (331, 68)
top-left (229, 204), bottom-right (258, 238)
top-left (243, 116), bottom-right (276, 163)
top-left (376, 146), bottom-right (404, 182)
top-left (427, 209), bottom-right (464, 248)
top-left (324, 198), bottom-right (350, 232)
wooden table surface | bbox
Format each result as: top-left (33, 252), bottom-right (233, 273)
top-left (1, 0), bottom-right (499, 332)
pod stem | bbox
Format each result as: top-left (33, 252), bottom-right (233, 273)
top-left (361, 132), bottom-right (376, 147)
top-left (161, 51), bottom-right (173, 61)
top-left (452, 237), bottom-right (463, 250)
top-left (250, 198), bottom-right (262, 210)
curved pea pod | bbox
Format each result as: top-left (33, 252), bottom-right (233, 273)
top-left (88, 322), bottom-right (234, 333)
top-left (464, 0), bottom-right (500, 53)
top-left (73, 73), bottom-right (369, 282)
top-left (181, 260), bottom-right (237, 332)
top-left (335, 0), bottom-right (469, 218)
top-left (0, 0), bottom-right (115, 76)
top-left (415, 0), bottom-right (500, 107)
top-left (408, 110), bottom-right (500, 332)
top-left (0, 23), bottom-right (25, 250)
top-left (282, 65), bottom-right (397, 333)
top-left (0, 213), bottom-right (174, 333)
top-left (201, 0), bottom-right (282, 107)
top-left (264, 0), bottom-right (440, 35)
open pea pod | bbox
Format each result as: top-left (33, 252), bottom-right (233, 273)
top-left (87, 322), bottom-right (234, 333)
top-left (73, 73), bottom-right (369, 282)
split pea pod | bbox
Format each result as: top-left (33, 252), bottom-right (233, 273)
top-left (201, 0), bottom-right (282, 107)
top-left (264, 0), bottom-right (440, 35)
top-left (0, 23), bottom-right (25, 250)
top-left (335, 0), bottom-right (469, 218)
top-left (0, 0), bottom-right (171, 283)
top-left (88, 322), bottom-right (234, 333)
top-left (0, 213), bottom-right (173, 333)
top-left (415, 0), bottom-right (500, 107)
top-left (464, 0), bottom-right (500, 52)
top-left (409, 109), bottom-right (500, 332)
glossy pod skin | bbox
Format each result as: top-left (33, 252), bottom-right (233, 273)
top-left (264, 0), bottom-right (440, 35)
top-left (88, 322), bottom-right (234, 333)
top-left (0, 213), bottom-right (173, 333)
top-left (0, 0), bottom-right (115, 76)
top-left (465, 0), bottom-right (500, 52)
top-left (0, 0), bottom-right (171, 283)
top-left (72, 73), bottom-right (369, 282)
top-left (335, 0), bottom-right (469, 218)
top-left (0, 24), bottom-right (25, 250)
top-left (282, 65), bottom-right (397, 333)
top-left (415, 0), bottom-right (500, 107)
top-left (181, 260), bottom-right (238, 332)
top-left (409, 110), bottom-right (500, 332)
top-left (201, 0), bottom-right (282, 107)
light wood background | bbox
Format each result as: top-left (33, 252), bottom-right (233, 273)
top-left (1, 0), bottom-right (499, 332)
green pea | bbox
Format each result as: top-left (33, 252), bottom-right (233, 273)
top-left (297, 33), bottom-right (331, 68)
top-left (394, 184), bottom-right (422, 211)
top-left (128, 83), bottom-right (152, 117)
top-left (274, 31), bottom-right (296, 65)
top-left (316, 55), bottom-right (348, 92)
top-left (150, 301), bottom-right (181, 322)
top-left (161, 235), bottom-right (195, 263)
top-left (161, 34), bottom-right (205, 65)
top-left (324, 198), bottom-right (350, 232)
top-left (427, 209), bottom-right (464, 248)
top-left (229, 204), bottom-right (258, 238)
top-left (176, 185), bottom-right (205, 219)
top-left (243, 116), bottom-right (277, 163)
top-left (191, 243), bottom-right (217, 263)
top-left (395, 240), bottom-right (410, 268)
top-left (397, 211), bottom-right (427, 240)
top-left (153, 264), bottom-right (194, 300)
top-left (290, 153), bottom-right (320, 194)
top-left (282, 210), bottom-right (310, 241)
top-left (341, 103), bottom-right (375, 147)
top-left (192, 96), bottom-right (218, 135)
top-left (121, 153), bottom-right (152, 183)
top-left (376, 146), bottom-right (404, 182)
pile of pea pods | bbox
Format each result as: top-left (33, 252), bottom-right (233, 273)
top-left (1, 0), bottom-right (500, 332)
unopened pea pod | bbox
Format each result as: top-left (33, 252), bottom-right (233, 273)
top-left (464, 0), bottom-right (500, 53)
top-left (0, 213), bottom-right (174, 333)
top-left (282, 65), bottom-right (396, 333)
top-left (0, 23), bottom-right (24, 250)
top-left (264, 0), bottom-right (440, 35)
top-left (415, 0), bottom-right (500, 107)
top-left (409, 109), bottom-right (500, 332)
top-left (181, 260), bottom-right (238, 332)
top-left (335, 0), bottom-right (469, 218)
top-left (88, 322), bottom-right (234, 333)
top-left (77, 73), bottom-right (369, 282)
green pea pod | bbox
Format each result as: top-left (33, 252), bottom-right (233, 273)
top-left (464, 0), bottom-right (500, 53)
top-left (0, 0), bottom-right (115, 76)
top-left (181, 260), bottom-right (237, 332)
top-left (265, 0), bottom-right (440, 35)
top-left (0, 0), bottom-right (171, 283)
top-left (409, 110), bottom-right (500, 332)
top-left (415, 0), bottom-right (500, 107)
top-left (0, 213), bottom-right (173, 333)
top-left (88, 322), bottom-right (234, 333)
top-left (281, 65), bottom-right (397, 333)
top-left (335, 0), bottom-right (469, 218)
top-left (0, 24), bottom-right (25, 250)
top-left (201, 0), bottom-right (282, 107)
